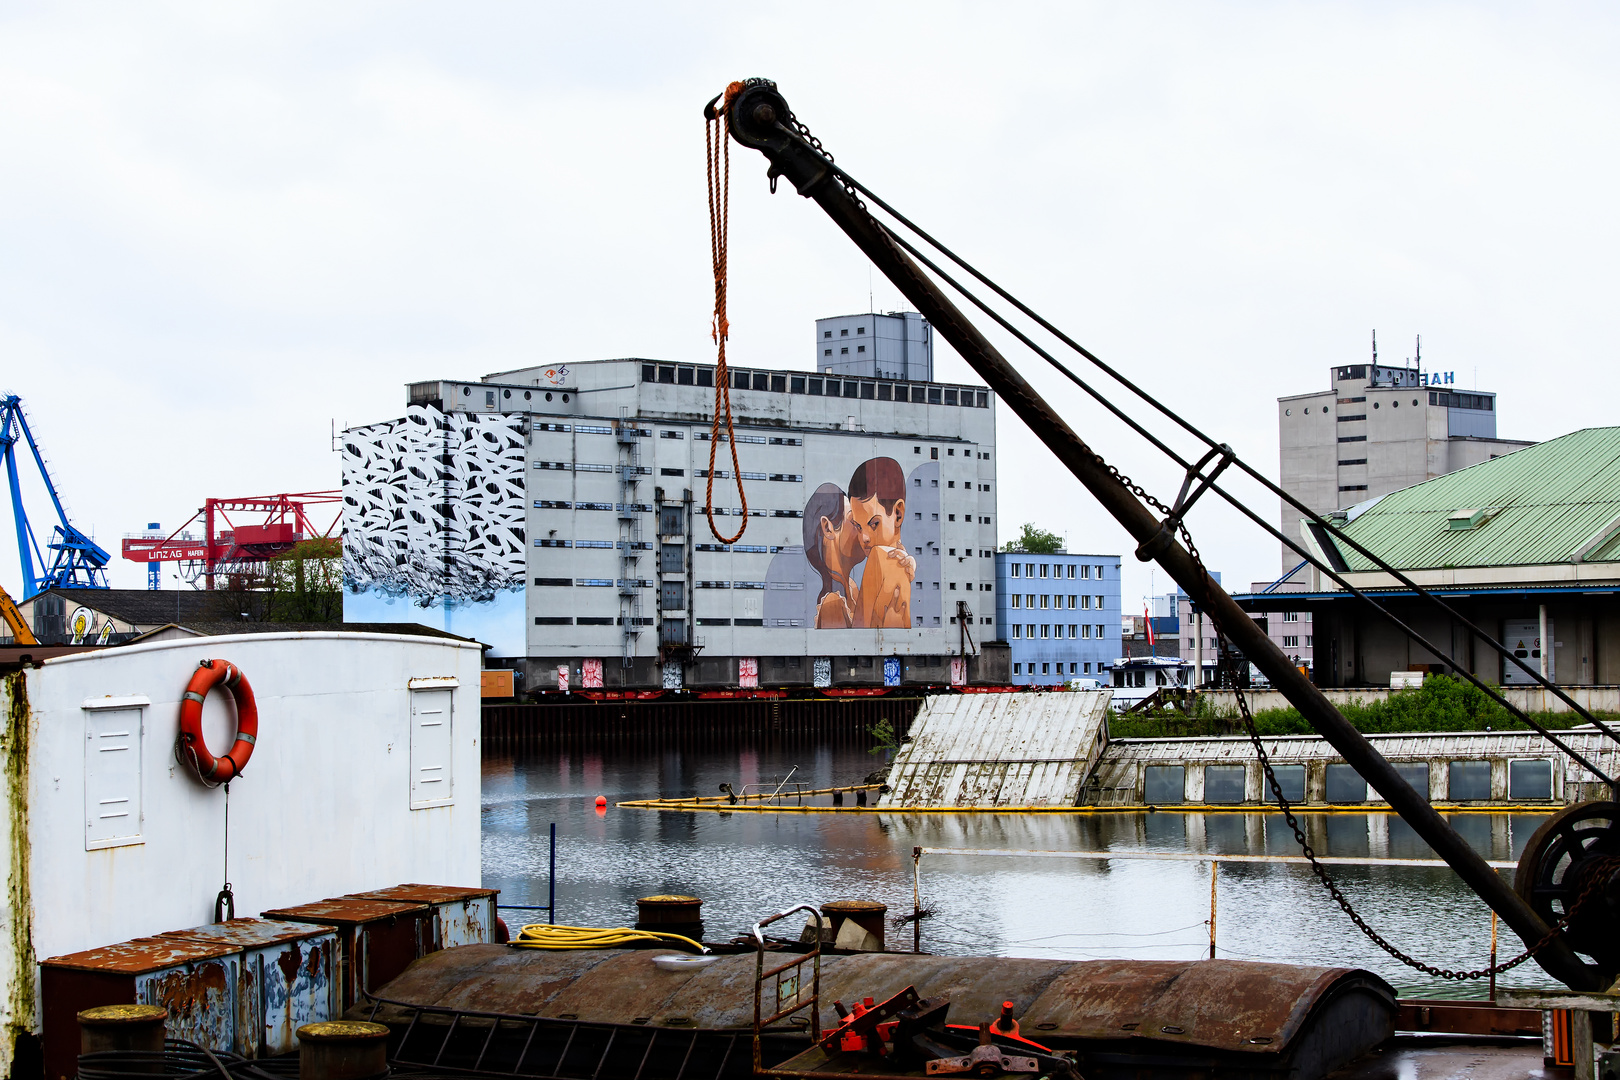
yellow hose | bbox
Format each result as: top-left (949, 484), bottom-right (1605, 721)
top-left (511, 923), bottom-right (707, 953)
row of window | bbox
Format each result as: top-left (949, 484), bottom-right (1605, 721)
top-left (1009, 563), bottom-right (1105, 579)
top-left (1010, 594), bottom-right (1107, 610)
top-left (1143, 759), bottom-right (1552, 804)
top-left (1280, 635), bottom-right (1313, 648)
top-left (640, 362), bottom-right (991, 407)
top-left (694, 433), bottom-right (802, 446)
top-left (534, 500), bottom-right (804, 519)
top-left (1015, 661), bottom-right (1100, 676)
top-left (1011, 624), bottom-right (1110, 639)
top-left (695, 470), bottom-right (804, 482)
top-left (1285, 397), bottom-right (1424, 417)
top-left (535, 616), bottom-right (654, 626)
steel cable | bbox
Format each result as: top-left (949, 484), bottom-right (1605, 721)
top-left (802, 141), bottom-right (1620, 751)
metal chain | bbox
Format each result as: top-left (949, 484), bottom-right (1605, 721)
top-left (772, 94), bottom-right (867, 209)
top-left (1103, 446), bottom-right (1611, 980)
top-left (1214, 630), bottom-right (1616, 978)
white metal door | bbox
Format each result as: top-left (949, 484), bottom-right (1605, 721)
top-left (409, 689), bottom-right (453, 808)
top-left (84, 706), bottom-right (143, 848)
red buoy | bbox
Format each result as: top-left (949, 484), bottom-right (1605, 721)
top-left (595, 795), bottom-right (607, 807)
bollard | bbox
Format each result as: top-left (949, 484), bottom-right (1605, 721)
top-left (635, 894), bottom-right (704, 943)
top-left (78, 1004), bottom-right (167, 1061)
top-left (297, 1021), bottom-right (390, 1080)
top-left (821, 900), bottom-right (888, 950)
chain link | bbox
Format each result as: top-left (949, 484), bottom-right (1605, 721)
top-left (763, 87), bottom-right (1608, 982)
top-left (1097, 443), bottom-right (1610, 980)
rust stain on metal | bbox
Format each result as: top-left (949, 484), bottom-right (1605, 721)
top-left (163, 917), bottom-right (331, 949)
top-left (357, 947), bottom-right (1395, 1058)
top-left (346, 884), bottom-right (497, 905)
top-left (276, 942), bottom-right (304, 984)
top-left (44, 936), bottom-right (239, 974)
top-left (1021, 960), bottom-right (1394, 1053)
top-left (262, 898), bottom-right (429, 925)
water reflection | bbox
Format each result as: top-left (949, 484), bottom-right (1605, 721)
top-left (481, 742), bottom-right (1559, 999)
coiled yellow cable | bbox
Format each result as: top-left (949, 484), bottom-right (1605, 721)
top-left (511, 923), bottom-right (707, 953)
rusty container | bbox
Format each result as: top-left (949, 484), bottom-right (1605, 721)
top-left (345, 884), bottom-right (499, 949)
top-left (161, 918), bottom-right (338, 1058)
top-left (634, 894), bottom-right (704, 942)
top-left (820, 901), bottom-right (887, 949)
top-left (77, 1003), bottom-right (167, 1058)
top-left (42, 937), bottom-right (242, 1080)
top-left (296, 1020), bottom-right (390, 1080)
top-left (260, 899), bottom-right (432, 1011)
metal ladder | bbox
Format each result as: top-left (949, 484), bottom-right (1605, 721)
top-left (617, 408), bottom-right (644, 670)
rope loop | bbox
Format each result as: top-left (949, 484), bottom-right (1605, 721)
top-left (704, 81), bottom-right (749, 545)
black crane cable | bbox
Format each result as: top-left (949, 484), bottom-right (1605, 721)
top-left (776, 137), bottom-right (1619, 785)
top-left (825, 154), bottom-right (1620, 745)
top-left (869, 218), bottom-right (1614, 789)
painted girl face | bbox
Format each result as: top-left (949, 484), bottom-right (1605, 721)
top-left (849, 496), bottom-right (904, 555)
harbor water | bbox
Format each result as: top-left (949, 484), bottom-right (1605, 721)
top-left (481, 740), bottom-right (1564, 1000)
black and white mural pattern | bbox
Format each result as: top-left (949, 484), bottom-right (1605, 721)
top-left (342, 405), bottom-right (527, 605)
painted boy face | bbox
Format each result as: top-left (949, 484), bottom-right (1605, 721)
top-left (849, 496), bottom-right (904, 555)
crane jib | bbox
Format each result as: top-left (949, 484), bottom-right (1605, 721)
top-left (720, 79), bottom-right (1609, 991)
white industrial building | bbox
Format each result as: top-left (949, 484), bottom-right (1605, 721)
top-left (343, 329), bottom-right (1006, 691)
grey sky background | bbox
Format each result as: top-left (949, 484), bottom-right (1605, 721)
top-left (4, 3), bottom-right (1619, 614)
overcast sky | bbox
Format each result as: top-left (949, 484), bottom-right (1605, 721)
top-left (4, 2), bottom-right (1619, 610)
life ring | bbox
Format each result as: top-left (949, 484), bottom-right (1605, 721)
top-left (177, 659), bottom-right (258, 784)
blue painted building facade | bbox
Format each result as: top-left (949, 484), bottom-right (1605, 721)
top-left (994, 552), bottom-right (1122, 685)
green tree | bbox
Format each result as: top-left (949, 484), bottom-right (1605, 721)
top-left (1001, 522), bottom-right (1064, 554)
top-left (263, 538), bottom-right (343, 622)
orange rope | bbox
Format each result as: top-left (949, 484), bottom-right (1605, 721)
top-left (704, 81), bottom-right (748, 545)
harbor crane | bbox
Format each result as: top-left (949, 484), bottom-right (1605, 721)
top-left (712, 80), bottom-right (1619, 990)
top-left (121, 491), bottom-right (341, 591)
top-left (1, 393), bottom-right (110, 599)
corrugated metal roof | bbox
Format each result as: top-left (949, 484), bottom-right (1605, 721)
top-left (1333, 427), bottom-right (1620, 570)
top-left (878, 692), bottom-right (1111, 807)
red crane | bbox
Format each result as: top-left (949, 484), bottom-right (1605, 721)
top-left (121, 491), bottom-right (341, 591)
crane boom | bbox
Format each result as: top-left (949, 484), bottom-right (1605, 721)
top-left (720, 80), bottom-right (1607, 990)
top-left (0, 582), bottom-right (37, 645)
top-left (0, 394), bottom-right (111, 597)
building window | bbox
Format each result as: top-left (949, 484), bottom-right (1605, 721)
top-left (1068, 624), bottom-right (1077, 638)
top-left (1339, 484), bottom-right (1368, 492)
top-left (1040, 624), bottom-right (1050, 639)
top-left (1024, 563), bottom-right (1034, 576)
top-left (1040, 595), bottom-right (1049, 609)
top-left (1083, 662), bottom-right (1091, 674)
top-left (1282, 612), bottom-right (1299, 622)
top-left (1282, 635), bottom-right (1299, 648)
top-left (1081, 625), bottom-right (1091, 638)
top-left (1012, 595), bottom-right (1022, 609)
top-left (1010, 564), bottom-right (1020, 578)
top-left (1014, 662), bottom-right (1022, 674)
top-left (1096, 624), bottom-right (1105, 637)
top-left (1095, 596), bottom-right (1104, 608)
top-left (1040, 564), bottom-right (1049, 578)
top-left (1012, 626), bottom-right (1022, 639)
top-left (1026, 624), bottom-right (1035, 637)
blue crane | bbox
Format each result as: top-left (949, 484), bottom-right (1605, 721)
top-left (1, 394), bottom-right (110, 598)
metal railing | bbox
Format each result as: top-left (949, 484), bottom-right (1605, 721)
top-left (751, 905), bottom-right (823, 1073)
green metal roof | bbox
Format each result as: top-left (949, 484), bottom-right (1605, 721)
top-left (1332, 427), bottom-right (1620, 571)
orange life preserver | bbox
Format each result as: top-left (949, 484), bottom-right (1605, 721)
top-left (177, 659), bottom-right (258, 784)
